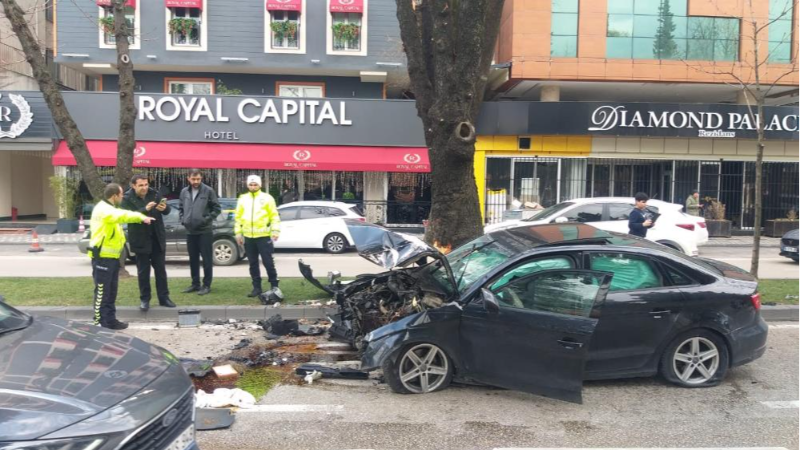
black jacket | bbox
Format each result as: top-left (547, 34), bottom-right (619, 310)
top-left (121, 188), bottom-right (171, 254)
top-left (628, 208), bottom-right (649, 238)
top-left (179, 183), bottom-right (221, 235)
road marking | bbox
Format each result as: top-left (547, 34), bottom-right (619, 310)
top-left (238, 404), bottom-right (345, 413)
top-left (495, 448), bottom-right (790, 450)
top-left (760, 401), bottom-right (800, 409)
top-left (769, 324), bottom-right (800, 329)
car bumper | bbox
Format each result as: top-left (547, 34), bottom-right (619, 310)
top-left (729, 317), bottom-right (769, 368)
top-left (780, 246), bottom-right (798, 259)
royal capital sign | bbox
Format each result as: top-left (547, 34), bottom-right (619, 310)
top-left (0, 94), bottom-right (34, 139)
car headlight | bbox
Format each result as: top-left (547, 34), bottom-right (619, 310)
top-left (0, 437), bottom-right (105, 450)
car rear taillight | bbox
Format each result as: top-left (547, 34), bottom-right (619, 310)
top-left (358, 217), bottom-right (366, 222)
top-left (750, 293), bottom-right (761, 311)
top-left (697, 222), bottom-right (707, 228)
top-left (676, 223), bottom-right (696, 231)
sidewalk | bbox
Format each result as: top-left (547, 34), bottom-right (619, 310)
top-left (702, 236), bottom-right (782, 247)
top-left (0, 232), bottom-right (82, 245)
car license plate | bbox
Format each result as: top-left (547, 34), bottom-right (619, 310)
top-left (165, 425), bottom-right (195, 450)
top-left (785, 247), bottom-right (798, 252)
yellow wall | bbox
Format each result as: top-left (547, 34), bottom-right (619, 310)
top-left (473, 135), bottom-right (593, 219)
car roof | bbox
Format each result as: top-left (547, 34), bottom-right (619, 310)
top-left (564, 197), bottom-right (681, 209)
top-left (278, 201), bottom-right (356, 209)
top-left (486, 223), bottom-right (649, 250)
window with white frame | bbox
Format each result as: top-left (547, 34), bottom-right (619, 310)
top-left (100, 6), bottom-right (136, 45)
top-left (331, 13), bottom-right (361, 51)
top-left (270, 10), bottom-right (300, 49)
top-left (169, 7), bottom-right (202, 47)
top-left (278, 84), bottom-right (324, 98)
top-left (168, 80), bottom-right (214, 94)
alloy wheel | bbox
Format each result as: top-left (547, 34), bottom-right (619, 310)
top-left (398, 344), bottom-right (449, 394)
top-left (215, 242), bottom-right (234, 264)
top-left (326, 234), bottom-right (345, 253)
top-left (672, 336), bottom-right (720, 385)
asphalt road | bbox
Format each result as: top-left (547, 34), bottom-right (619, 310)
top-left (0, 244), bottom-right (796, 279)
top-left (161, 323), bottom-right (798, 450)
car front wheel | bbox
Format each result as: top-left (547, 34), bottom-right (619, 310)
top-left (324, 233), bottom-right (347, 254)
top-left (660, 330), bottom-right (729, 387)
top-left (382, 343), bottom-right (453, 394)
top-left (213, 239), bottom-right (238, 266)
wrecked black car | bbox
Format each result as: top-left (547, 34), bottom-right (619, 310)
top-left (301, 221), bottom-right (768, 403)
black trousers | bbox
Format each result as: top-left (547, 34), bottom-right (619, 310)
top-left (244, 237), bottom-right (278, 291)
top-left (136, 241), bottom-right (170, 303)
top-left (92, 257), bottom-right (120, 326)
top-left (187, 233), bottom-right (213, 288)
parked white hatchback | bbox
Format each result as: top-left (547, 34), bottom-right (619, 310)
top-left (275, 201), bottom-right (363, 253)
top-left (484, 197), bottom-right (707, 256)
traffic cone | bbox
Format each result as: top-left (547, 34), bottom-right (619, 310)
top-left (28, 230), bottom-right (44, 253)
top-left (78, 215), bottom-right (85, 233)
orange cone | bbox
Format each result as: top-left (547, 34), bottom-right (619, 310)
top-left (78, 215), bottom-right (85, 233)
top-left (28, 230), bottom-right (44, 253)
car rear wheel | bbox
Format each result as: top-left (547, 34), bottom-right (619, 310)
top-left (382, 343), bottom-right (453, 394)
top-left (660, 330), bottom-right (729, 387)
top-left (213, 239), bottom-right (238, 266)
top-left (324, 233), bottom-right (347, 254)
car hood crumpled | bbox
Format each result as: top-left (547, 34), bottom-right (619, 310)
top-left (344, 219), bottom-right (442, 269)
top-left (0, 316), bottom-right (171, 440)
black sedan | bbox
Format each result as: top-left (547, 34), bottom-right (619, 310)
top-left (302, 222), bottom-right (768, 403)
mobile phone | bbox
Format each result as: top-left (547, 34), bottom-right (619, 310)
top-left (159, 198), bottom-right (167, 205)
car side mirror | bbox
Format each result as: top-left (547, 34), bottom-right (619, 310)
top-left (481, 288), bottom-right (500, 314)
top-left (554, 216), bottom-right (569, 224)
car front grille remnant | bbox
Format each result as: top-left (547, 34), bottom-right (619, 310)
top-left (121, 389), bottom-right (193, 450)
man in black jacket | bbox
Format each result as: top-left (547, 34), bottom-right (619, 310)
top-left (121, 174), bottom-right (176, 311)
top-left (628, 192), bottom-right (654, 238)
top-left (179, 169), bottom-right (221, 295)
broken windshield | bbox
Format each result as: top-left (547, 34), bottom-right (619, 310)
top-left (429, 234), bottom-right (525, 295)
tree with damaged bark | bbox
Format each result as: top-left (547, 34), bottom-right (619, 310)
top-left (0, 0), bottom-right (137, 199)
top-left (395, 0), bottom-right (504, 251)
top-left (684, 0), bottom-right (798, 278)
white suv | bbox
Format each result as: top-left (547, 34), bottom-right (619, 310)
top-left (484, 197), bottom-right (707, 256)
top-left (275, 201), bottom-right (364, 253)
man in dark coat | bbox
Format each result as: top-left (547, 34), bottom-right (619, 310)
top-left (121, 174), bottom-right (176, 311)
top-left (179, 169), bottom-right (221, 295)
top-left (628, 192), bottom-right (654, 238)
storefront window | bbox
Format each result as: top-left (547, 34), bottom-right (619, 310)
top-left (387, 173), bottom-right (431, 225)
top-left (768, 0), bottom-right (794, 63)
top-left (485, 158), bottom-right (512, 224)
top-left (301, 171), bottom-right (333, 201)
top-left (335, 171), bottom-right (364, 203)
top-left (268, 171), bottom-right (299, 205)
top-left (168, 79), bottom-right (214, 94)
top-left (551, 0), bottom-right (579, 57)
top-left (277, 83), bottom-right (324, 98)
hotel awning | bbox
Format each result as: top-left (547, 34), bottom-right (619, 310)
top-left (266, 0), bottom-right (302, 11)
top-left (53, 141), bottom-right (430, 173)
top-left (96, 0), bottom-right (136, 8)
top-left (165, 0), bottom-right (202, 9)
top-left (330, 0), bottom-right (363, 13)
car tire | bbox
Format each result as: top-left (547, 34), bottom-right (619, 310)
top-left (382, 343), bottom-right (454, 395)
top-left (324, 233), bottom-right (347, 254)
top-left (212, 238), bottom-right (238, 266)
top-left (660, 329), bottom-right (729, 388)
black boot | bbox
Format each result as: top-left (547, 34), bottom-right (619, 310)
top-left (247, 288), bottom-right (262, 298)
top-left (159, 298), bottom-right (176, 308)
top-left (139, 301), bottom-right (150, 312)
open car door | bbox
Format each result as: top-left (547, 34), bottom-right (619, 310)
top-left (459, 269), bottom-right (612, 404)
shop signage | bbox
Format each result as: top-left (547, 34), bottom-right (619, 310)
top-left (138, 96), bottom-right (352, 127)
top-left (0, 94), bottom-right (34, 139)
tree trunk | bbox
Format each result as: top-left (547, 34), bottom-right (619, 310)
top-left (0, 0), bottom-right (105, 200)
top-left (112, 0), bottom-right (136, 187)
top-left (750, 103), bottom-right (765, 278)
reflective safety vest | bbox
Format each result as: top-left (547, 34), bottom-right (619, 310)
top-left (89, 200), bottom-right (147, 259)
top-left (234, 191), bottom-right (281, 239)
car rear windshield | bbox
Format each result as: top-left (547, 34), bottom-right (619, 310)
top-left (523, 202), bottom-right (574, 222)
top-left (0, 301), bottom-right (30, 333)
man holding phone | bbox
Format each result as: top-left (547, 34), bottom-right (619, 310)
top-left (628, 192), bottom-right (654, 238)
top-left (122, 174), bottom-right (176, 311)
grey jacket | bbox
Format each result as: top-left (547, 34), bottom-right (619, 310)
top-left (179, 183), bottom-right (221, 235)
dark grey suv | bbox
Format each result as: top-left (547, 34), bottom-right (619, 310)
top-left (0, 299), bottom-right (199, 450)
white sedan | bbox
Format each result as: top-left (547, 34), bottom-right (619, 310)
top-left (275, 201), bottom-right (363, 253)
top-left (484, 197), bottom-right (707, 256)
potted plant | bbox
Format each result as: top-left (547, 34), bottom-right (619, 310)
top-left (332, 22), bottom-right (360, 46)
top-left (765, 209), bottom-right (800, 237)
top-left (270, 21), bottom-right (295, 42)
top-left (98, 16), bottom-right (115, 34)
top-left (49, 175), bottom-right (79, 233)
top-left (169, 17), bottom-right (197, 38)
top-left (703, 197), bottom-right (732, 238)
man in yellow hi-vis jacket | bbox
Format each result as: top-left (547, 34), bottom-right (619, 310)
top-left (235, 175), bottom-right (281, 300)
top-left (89, 183), bottom-right (155, 329)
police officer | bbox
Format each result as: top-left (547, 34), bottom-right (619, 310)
top-left (235, 175), bottom-right (281, 300)
top-left (90, 183), bottom-right (155, 329)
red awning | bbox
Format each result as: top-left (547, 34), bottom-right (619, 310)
top-left (330, 0), bottom-right (363, 13)
top-left (53, 141), bottom-right (430, 173)
top-left (165, 0), bottom-right (202, 8)
top-left (96, 0), bottom-right (136, 8)
top-left (266, 0), bottom-right (302, 11)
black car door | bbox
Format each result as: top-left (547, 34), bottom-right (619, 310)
top-left (459, 269), bottom-right (612, 404)
top-left (583, 251), bottom-right (686, 375)
top-left (164, 201), bottom-right (185, 254)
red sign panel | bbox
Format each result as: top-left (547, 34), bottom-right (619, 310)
top-left (330, 0), bottom-right (363, 13)
top-left (53, 141), bottom-right (431, 173)
top-left (96, 0), bottom-right (137, 8)
top-left (165, 0), bottom-right (202, 8)
top-left (266, 0), bottom-right (302, 11)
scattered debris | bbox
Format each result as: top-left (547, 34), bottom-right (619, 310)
top-left (304, 370), bottom-right (323, 384)
top-left (259, 287), bottom-right (284, 305)
top-left (178, 309), bottom-right (202, 328)
top-left (180, 358), bottom-right (213, 378)
top-left (196, 407), bottom-right (236, 431)
top-left (195, 388), bottom-right (255, 409)
top-left (212, 364), bottom-right (240, 382)
top-left (295, 363), bottom-right (369, 380)
top-left (294, 325), bottom-right (325, 336)
top-left (232, 338), bottom-right (252, 350)
top-left (259, 315), bottom-right (299, 336)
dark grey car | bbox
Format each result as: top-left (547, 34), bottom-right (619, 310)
top-left (780, 229), bottom-right (799, 262)
top-left (0, 299), bottom-right (199, 450)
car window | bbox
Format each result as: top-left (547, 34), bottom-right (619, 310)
top-left (490, 256), bottom-right (574, 291)
top-left (279, 206), bottom-right (299, 221)
top-left (494, 271), bottom-right (604, 318)
top-left (326, 207), bottom-right (346, 217)
top-left (562, 204), bottom-right (604, 223)
top-left (608, 203), bottom-right (633, 221)
top-left (349, 205), bottom-right (364, 217)
top-left (523, 202), bottom-right (574, 222)
top-left (299, 206), bottom-right (328, 220)
top-left (589, 253), bottom-right (662, 291)
top-left (663, 264), bottom-right (695, 286)
top-left (163, 207), bottom-right (180, 224)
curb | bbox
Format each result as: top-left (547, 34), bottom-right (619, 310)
top-left (18, 304), bottom-right (798, 323)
